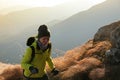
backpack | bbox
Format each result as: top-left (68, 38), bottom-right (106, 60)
top-left (26, 37), bottom-right (51, 63)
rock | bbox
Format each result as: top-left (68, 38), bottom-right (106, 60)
top-left (105, 48), bottom-right (120, 65)
top-left (110, 26), bottom-right (120, 48)
top-left (93, 21), bottom-right (120, 45)
top-left (105, 63), bottom-right (120, 80)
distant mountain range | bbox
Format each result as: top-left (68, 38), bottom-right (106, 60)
top-left (0, 0), bottom-right (93, 41)
top-left (0, 0), bottom-right (120, 63)
top-left (50, 0), bottom-right (120, 50)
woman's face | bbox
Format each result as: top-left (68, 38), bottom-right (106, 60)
top-left (39, 36), bottom-right (49, 46)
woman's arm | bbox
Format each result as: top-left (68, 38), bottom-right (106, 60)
top-left (21, 47), bottom-right (33, 70)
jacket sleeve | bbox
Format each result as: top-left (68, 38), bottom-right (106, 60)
top-left (46, 51), bottom-right (55, 70)
top-left (21, 47), bottom-right (33, 70)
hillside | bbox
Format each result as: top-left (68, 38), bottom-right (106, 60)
top-left (0, 0), bottom-right (93, 39)
top-left (51, 0), bottom-right (120, 50)
top-left (0, 20), bottom-right (120, 80)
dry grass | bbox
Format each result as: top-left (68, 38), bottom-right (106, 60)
top-left (0, 40), bottom-right (112, 80)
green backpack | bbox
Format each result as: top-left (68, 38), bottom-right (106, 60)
top-left (26, 37), bottom-right (51, 63)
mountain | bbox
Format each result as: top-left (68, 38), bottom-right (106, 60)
top-left (0, 0), bottom-right (98, 63)
top-left (0, 0), bottom-right (92, 42)
top-left (0, 7), bottom-right (52, 35)
top-left (94, 20), bottom-right (120, 44)
top-left (0, 0), bottom-right (105, 43)
top-left (51, 0), bottom-right (120, 50)
top-left (0, 5), bottom-right (31, 15)
top-left (0, 0), bottom-right (93, 35)
top-left (0, 0), bottom-right (119, 63)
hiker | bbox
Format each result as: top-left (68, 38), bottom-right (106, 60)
top-left (21, 25), bottom-right (59, 80)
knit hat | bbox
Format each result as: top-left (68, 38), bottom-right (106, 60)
top-left (38, 25), bottom-right (50, 39)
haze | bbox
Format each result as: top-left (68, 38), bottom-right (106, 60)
top-left (0, 0), bottom-right (106, 15)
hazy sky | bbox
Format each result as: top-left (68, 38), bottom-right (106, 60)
top-left (0, 0), bottom-right (70, 8)
top-left (0, 0), bottom-right (106, 14)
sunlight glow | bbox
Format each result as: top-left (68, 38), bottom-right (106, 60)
top-left (0, 0), bottom-right (106, 8)
top-left (88, 0), bottom-right (106, 5)
top-left (27, 0), bottom-right (70, 7)
top-left (0, 0), bottom-right (106, 15)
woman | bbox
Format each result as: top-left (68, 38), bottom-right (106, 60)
top-left (21, 25), bottom-right (59, 80)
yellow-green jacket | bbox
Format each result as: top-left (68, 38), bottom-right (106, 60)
top-left (21, 41), bottom-right (54, 78)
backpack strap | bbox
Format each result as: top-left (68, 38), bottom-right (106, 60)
top-left (48, 43), bottom-right (51, 52)
top-left (23, 46), bottom-right (35, 75)
top-left (29, 43), bottom-right (51, 63)
top-left (29, 46), bottom-right (35, 63)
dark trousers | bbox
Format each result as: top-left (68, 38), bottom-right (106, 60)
top-left (24, 74), bottom-right (49, 80)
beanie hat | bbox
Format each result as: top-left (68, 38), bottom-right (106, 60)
top-left (38, 25), bottom-right (50, 39)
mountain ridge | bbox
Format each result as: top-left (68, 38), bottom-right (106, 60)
top-left (51, 0), bottom-right (120, 50)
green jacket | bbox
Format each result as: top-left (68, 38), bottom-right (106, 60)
top-left (21, 41), bottom-right (54, 78)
